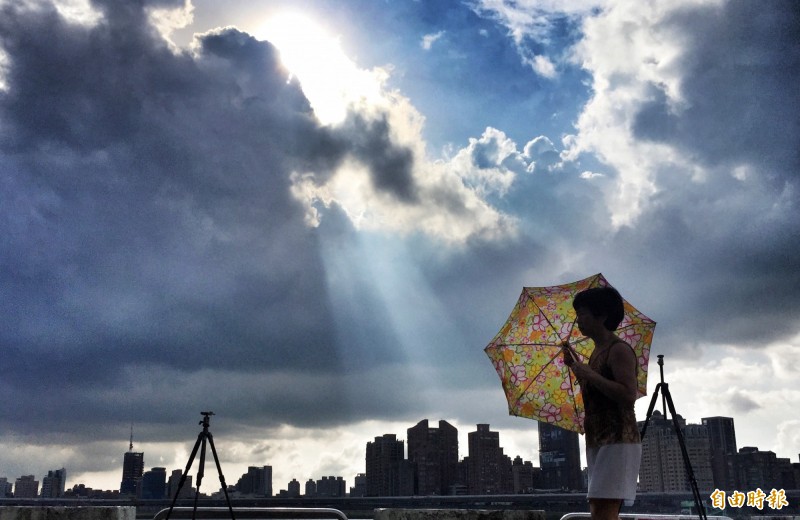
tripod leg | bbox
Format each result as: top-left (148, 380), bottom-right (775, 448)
top-left (165, 432), bottom-right (204, 520)
top-left (662, 384), bottom-right (708, 520)
top-left (207, 432), bottom-right (237, 520)
top-left (639, 383), bottom-right (662, 439)
top-left (192, 435), bottom-right (208, 520)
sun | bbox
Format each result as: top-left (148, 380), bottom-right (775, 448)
top-left (256, 12), bottom-right (384, 126)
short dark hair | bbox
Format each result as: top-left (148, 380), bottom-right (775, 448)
top-left (573, 286), bottom-right (624, 331)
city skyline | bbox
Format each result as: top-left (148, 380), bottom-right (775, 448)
top-left (4, 410), bottom-right (799, 497)
top-left (1, 0), bottom-right (798, 495)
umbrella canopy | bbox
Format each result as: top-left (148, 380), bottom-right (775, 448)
top-left (484, 273), bottom-right (655, 433)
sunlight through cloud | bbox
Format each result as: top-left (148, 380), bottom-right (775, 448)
top-left (256, 13), bottom-right (386, 126)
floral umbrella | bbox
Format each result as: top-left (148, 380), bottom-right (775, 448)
top-left (484, 273), bottom-right (656, 433)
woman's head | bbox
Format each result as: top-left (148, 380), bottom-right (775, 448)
top-left (572, 286), bottom-right (624, 331)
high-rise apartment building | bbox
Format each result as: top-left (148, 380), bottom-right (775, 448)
top-left (0, 478), bottom-right (13, 498)
top-left (304, 478), bottom-right (317, 497)
top-left (287, 479), bottom-right (300, 498)
top-left (511, 455), bottom-right (537, 493)
top-left (316, 476), bottom-right (346, 497)
top-left (538, 422), bottom-right (583, 491)
top-left (41, 468), bottom-right (67, 498)
top-left (365, 434), bottom-right (413, 496)
top-left (467, 424), bottom-right (509, 494)
top-left (638, 410), bottom-right (713, 492)
top-left (235, 466), bottom-right (272, 496)
top-left (350, 473), bottom-right (366, 497)
top-left (702, 416), bottom-right (737, 490)
top-left (407, 419), bottom-right (459, 495)
top-left (14, 476), bottom-right (39, 498)
top-left (734, 447), bottom-right (783, 490)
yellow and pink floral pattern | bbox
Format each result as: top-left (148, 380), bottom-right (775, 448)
top-left (484, 273), bottom-right (656, 433)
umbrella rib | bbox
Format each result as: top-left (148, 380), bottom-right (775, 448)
top-left (510, 346), bottom-right (564, 410)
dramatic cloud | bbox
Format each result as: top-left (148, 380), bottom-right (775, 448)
top-left (1, 0), bottom-right (798, 492)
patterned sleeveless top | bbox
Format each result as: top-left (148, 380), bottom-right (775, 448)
top-left (583, 339), bottom-right (641, 449)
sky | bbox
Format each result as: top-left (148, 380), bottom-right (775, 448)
top-left (1, 0), bottom-right (798, 494)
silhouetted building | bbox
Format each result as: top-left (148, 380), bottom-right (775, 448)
top-left (350, 473), bottom-right (366, 497)
top-left (317, 476), bottom-right (346, 497)
top-left (41, 468), bottom-right (67, 498)
top-left (167, 469), bottom-right (193, 498)
top-left (512, 456), bottom-right (537, 493)
top-left (538, 422), bottom-right (583, 491)
top-left (776, 457), bottom-right (797, 490)
top-left (287, 479), bottom-right (300, 498)
top-left (304, 479), bottom-right (316, 497)
top-left (14, 476), bottom-right (39, 498)
top-left (638, 411), bottom-right (713, 492)
top-left (407, 419), bottom-right (459, 495)
top-left (235, 466), bottom-right (272, 497)
top-left (141, 467), bottom-right (167, 499)
top-left (366, 434), bottom-right (413, 496)
top-left (467, 424), bottom-right (510, 494)
top-left (702, 416), bottom-right (737, 490)
top-left (120, 451), bottom-right (144, 496)
top-left (734, 447), bottom-right (782, 490)
top-left (0, 478), bottom-right (13, 498)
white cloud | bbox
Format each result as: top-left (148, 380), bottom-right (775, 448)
top-left (287, 74), bottom-right (519, 244)
top-left (527, 54), bottom-right (557, 78)
top-left (421, 30), bottom-right (445, 50)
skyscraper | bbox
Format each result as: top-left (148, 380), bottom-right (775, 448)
top-left (365, 434), bottom-right (413, 496)
top-left (467, 424), bottom-right (509, 494)
top-left (538, 422), bottom-right (583, 491)
top-left (120, 430), bottom-right (144, 496)
top-left (407, 419), bottom-right (459, 495)
top-left (702, 416), bottom-right (737, 490)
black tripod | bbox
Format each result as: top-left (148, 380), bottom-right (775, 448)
top-left (640, 356), bottom-right (707, 520)
top-left (165, 412), bottom-right (236, 520)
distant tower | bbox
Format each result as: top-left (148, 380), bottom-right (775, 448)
top-left (120, 425), bottom-right (144, 496)
top-left (538, 422), bottom-right (583, 491)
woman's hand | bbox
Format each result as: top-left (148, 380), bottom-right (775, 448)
top-left (562, 342), bottom-right (592, 380)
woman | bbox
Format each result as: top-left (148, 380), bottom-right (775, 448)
top-left (563, 286), bottom-right (641, 520)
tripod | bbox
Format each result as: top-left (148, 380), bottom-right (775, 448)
top-left (165, 412), bottom-right (236, 520)
top-left (640, 356), bottom-right (707, 520)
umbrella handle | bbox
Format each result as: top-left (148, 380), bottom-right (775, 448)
top-left (561, 342), bottom-right (578, 365)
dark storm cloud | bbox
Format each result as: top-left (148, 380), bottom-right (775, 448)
top-left (613, 0), bottom-right (800, 349)
top-left (633, 0), bottom-right (800, 181)
top-left (0, 0), bottom-right (422, 435)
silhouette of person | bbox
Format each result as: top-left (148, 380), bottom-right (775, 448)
top-left (563, 286), bottom-right (641, 520)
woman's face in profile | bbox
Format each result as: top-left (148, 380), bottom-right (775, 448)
top-left (575, 306), bottom-right (604, 336)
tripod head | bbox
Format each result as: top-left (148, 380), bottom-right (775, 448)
top-left (200, 411), bottom-right (215, 428)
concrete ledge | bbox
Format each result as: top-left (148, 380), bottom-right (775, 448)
top-left (0, 507), bottom-right (136, 520)
top-left (374, 509), bottom-right (546, 520)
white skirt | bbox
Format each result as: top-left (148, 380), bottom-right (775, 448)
top-left (586, 443), bottom-right (642, 506)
